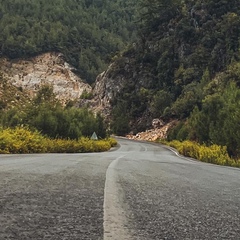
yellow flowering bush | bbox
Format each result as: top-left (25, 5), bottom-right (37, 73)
top-left (0, 127), bottom-right (47, 153)
top-left (107, 137), bottom-right (117, 147)
top-left (0, 127), bottom-right (117, 154)
top-left (162, 140), bottom-right (240, 168)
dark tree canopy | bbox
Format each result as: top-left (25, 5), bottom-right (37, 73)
top-left (0, 0), bottom-right (137, 83)
top-left (110, 0), bottom-right (240, 156)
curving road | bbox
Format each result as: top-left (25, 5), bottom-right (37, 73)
top-left (0, 138), bottom-right (240, 239)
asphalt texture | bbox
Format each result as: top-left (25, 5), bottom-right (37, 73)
top-left (0, 154), bottom-right (111, 240)
top-left (0, 138), bottom-right (240, 239)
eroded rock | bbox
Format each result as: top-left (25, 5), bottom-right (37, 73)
top-left (0, 52), bottom-right (91, 104)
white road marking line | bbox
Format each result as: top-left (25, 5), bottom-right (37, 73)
top-left (103, 155), bottom-right (132, 240)
top-left (165, 146), bottom-right (198, 163)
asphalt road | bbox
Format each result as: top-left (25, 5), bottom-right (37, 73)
top-left (0, 138), bottom-right (240, 240)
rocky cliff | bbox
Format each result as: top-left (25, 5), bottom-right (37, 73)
top-left (0, 51), bottom-right (174, 139)
top-left (0, 52), bottom-right (91, 104)
top-left (90, 62), bottom-right (128, 117)
top-left (91, 48), bottom-right (159, 132)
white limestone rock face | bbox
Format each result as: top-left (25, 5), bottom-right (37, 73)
top-left (91, 63), bottom-right (127, 116)
top-left (0, 52), bottom-right (92, 103)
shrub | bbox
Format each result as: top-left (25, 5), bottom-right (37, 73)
top-left (0, 127), bottom-right (47, 153)
top-left (0, 127), bottom-right (117, 154)
top-left (108, 138), bottom-right (118, 147)
top-left (162, 140), bottom-right (240, 168)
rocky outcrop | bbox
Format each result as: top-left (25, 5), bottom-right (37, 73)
top-left (0, 52), bottom-right (91, 104)
top-left (90, 56), bottom-right (167, 131)
top-left (90, 62), bottom-right (127, 117)
top-left (152, 118), bottom-right (165, 129)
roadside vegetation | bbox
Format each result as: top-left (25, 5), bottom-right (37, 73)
top-left (0, 85), bottom-right (107, 139)
top-left (0, 127), bottom-right (117, 154)
top-left (0, 84), bottom-right (117, 154)
top-left (161, 140), bottom-right (240, 168)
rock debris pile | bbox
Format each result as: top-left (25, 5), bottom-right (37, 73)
top-left (127, 120), bottom-right (178, 141)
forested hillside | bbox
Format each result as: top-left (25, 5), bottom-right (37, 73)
top-left (1, 0), bottom-right (240, 158)
top-left (0, 0), bottom-right (137, 83)
top-left (110, 0), bottom-right (240, 157)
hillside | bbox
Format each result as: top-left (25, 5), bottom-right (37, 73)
top-left (1, 0), bottom-right (240, 157)
top-left (0, 52), bottom-right (91, 104)
top-left (0, 0), bottom-right (137, 83)
top-left (97, 0), bottom-right (240, 157)
top-left (0, 73), bottom-right (31, 110)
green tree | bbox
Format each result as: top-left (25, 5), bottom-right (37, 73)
top-left (150, 90), bottom-right (173, 117)
top-left (111, 101), bottom-right (130, 135)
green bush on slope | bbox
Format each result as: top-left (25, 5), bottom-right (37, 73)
top-left (0, 85), bottom-right (108, 140)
